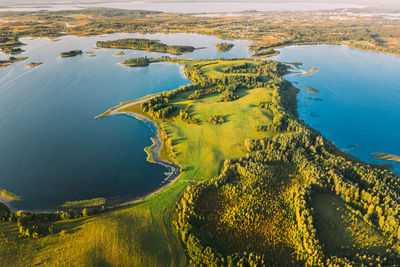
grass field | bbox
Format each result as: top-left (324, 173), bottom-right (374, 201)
top-left (0, 181), bottom-right (188, 266)
top-left (311, 193), bottom-right (388, 257)
top-left (122, 86), bottom-right (275, 182)
top-left (198, 59), bottom-right (258, 79)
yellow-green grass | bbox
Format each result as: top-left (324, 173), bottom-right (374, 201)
top-left (122, 86), bottom-right (275, 182)
top-left (311, 193), bottom-right (389, 257)
top-left (62, 197), bottom-right (106, 208)
top-left (0, 181), bottom-right (188, 266)
top-left (0, 189), bottom-right (21, 201)
top-left (26, 62), bottom-right (42, 67)
top-left (196, 59), bottom-right (259, 79)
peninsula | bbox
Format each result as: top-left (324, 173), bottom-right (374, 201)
top-left (0, 189), bottom-right (21, 201)
top-left (95, 58), bottom-right (400, 266)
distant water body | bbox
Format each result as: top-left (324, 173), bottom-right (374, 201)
top-left (272, 45), bottom-right (400, 175)
top-left (0, 33), bottom-right (252, 211)
top-left (0, 2), bottom-right (364, 13)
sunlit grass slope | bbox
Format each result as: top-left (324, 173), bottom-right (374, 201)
top-left (162, 87), bottom-right (275, 181)
top-left (0, 182), bottom-right (187, 266)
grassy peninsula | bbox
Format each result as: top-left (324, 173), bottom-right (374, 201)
top-left (0, 189), bottom-right (21, 201)
top-left (60, 50), bottom-right (83, 58)
top-left (110, 58), bottom-right (399, 265)
top-left (62, 197), bottom-right (106, 208)
top-left (96, 38), bottom-right (195, 55)
top-left (215, 43), bottom-right (234, 52)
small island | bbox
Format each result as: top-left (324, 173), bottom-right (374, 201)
top-left (62, 197), bottom-right (106, 208)
top-left (96, 38), bottom-right (195, 55)
top-left (0, 189), bottom-right (21, 201)
top-left (26, 62), bottom-right (43, 67)
top-left (114, 50), bottom-right (126, 56)
top-left (0, 56), bottom-right (28, 68)
top-left (215, 43), bottom-right (234, 52)
top-left (303, 86), bottom-right (320, 93)
top-left (301, 67), bottom-right (318, 75)
top-left (60, 50), bottom-right (83, 58)
top-left (372, 153), bottom-right (400, 163)
top-left (120, 56), bottom-right (151, 67)
top-left (251, 48), bottom-right (280, 58)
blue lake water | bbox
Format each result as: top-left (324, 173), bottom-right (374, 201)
top-left (0, 33), bottom-right (252, 211)
top-left (272, 45), bottom-right (400, 175)
top-left (1, 35), bottom-right (399, 211)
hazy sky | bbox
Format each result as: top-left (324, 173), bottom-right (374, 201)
top-left (0, 0), bottom-right (399, 8)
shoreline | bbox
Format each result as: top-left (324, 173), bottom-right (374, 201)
top-left (96, 97), bottom-right (183, 208)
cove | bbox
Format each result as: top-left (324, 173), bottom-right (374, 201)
top-left (272, 44), bottom-right (400, 175)
top-left (0, 33), bottom-right (252, 211)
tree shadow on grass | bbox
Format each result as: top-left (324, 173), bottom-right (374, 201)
top-left (222, 114), bottom-right (232, 123)
top-left (54, 217), bottom-right (91, 235)
top-left (172, 138), bottom-right (187, 146)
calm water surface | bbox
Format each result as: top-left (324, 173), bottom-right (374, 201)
top-left (272, 45), bottom-right (400, 175)
top-left (1, 36), bottom-right (399, 211)
top-left (0, 33), bottom-right (252, 211)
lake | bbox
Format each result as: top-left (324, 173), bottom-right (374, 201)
top-left (0, 33), bottom-right (252, 211)
top-left (1, 35), bottom-right (399, 211)
top-left (272, 44), bottom-right (400, 175)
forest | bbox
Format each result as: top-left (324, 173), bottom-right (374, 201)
top-left (121, 56), bottom-right (150, 67)
top-left (167, 59), bottom-right (400, 266)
